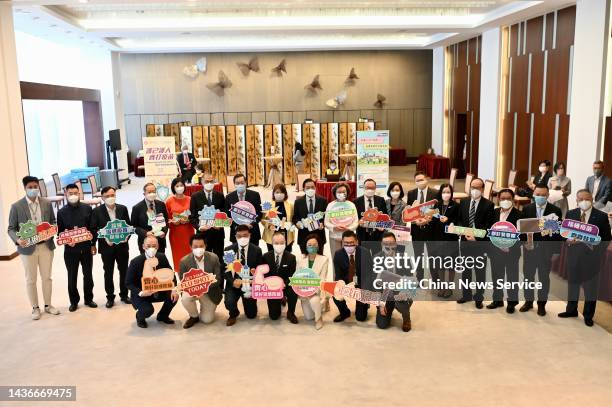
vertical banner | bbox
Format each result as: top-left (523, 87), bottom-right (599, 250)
top-left (311, 123), bottom-right (321, 178)
top-left (254, 124), bottom-right (264, 185)
top-left (209, 126), bottom-right (219, 181)
top-left (264, 124), bottom-right (274, 179)
top-left (180, 126), bottom-right (193, 152)
top-left (328, 122), bottom-right (339, 165)
top-left (143, 136), bottom-right (177, 187)
top-left (236, 125), bottom-right (246, 175)
top-left (216, 126), bottom-right (227, 184)
top-left (302, 124), bottom-right (312, 175)
top-left (356, 130), bottom-right (389, 195)
top-left (282, 124), bottom-right (294, 185)
top-left (321, 123), bottom-right (329, 175)
top-left (226, 125), bottom-right (238, 176)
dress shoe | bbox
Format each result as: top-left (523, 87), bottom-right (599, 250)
top-left (456, 298), bottom-right (472, 304)
top-left (44, 305), bottom-right (60, 315)
top-left (585, 319), bottom-right (594, 327)
top-left (519, 301), bottom-right (533, 312)
top-left (537, 304), bottom-right (546, 316)
top-left (156, 316), bottom-right (175, 325)
top-left (85, 301), bottom-right (98, 308)
top-left (506, 304), bottom-right (516, 314)
top-left (287, 312), bottom-right (298, 324)
top-left (475, 301), bottom-right (483, 309)
top-left (68, 304), bottom-right (78, 312)
top-left (557, 311), bottom-right (579, 318)
top-left (315, 318), bottom-right (323, 330)
top-left (333, 313), bottom-right (350, 323)
top-left (402, 319), bottom-right (412, 332)
top-left (105, 299), bottom-right (114, 309)
top-left (120, 297), bottom-right (132, 305)
top-left (136, 319), bottom-right (148, 328)
top-left (31, 307), bottom-right (41, 320)
top-left (486, 301), bottom-right (504, 309)
top-left (226, 316), bottom-right (237, 326)
top-left (183, 317), bottom-right (199, 329)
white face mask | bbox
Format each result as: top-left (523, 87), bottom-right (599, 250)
top-left (441, 192), bottom-right (452, 202)
top-left (274, 193), bottom-right (285, 202)
top-left (330, 165), bottom-right (336, 170)
top-left (175, 186), bottom-right (185, 195)
top-left (145, 247), bottom-right (157, 258)
top-left (146, 193), bottom-right (157, 202)
top-left (192, 248), bottom-right (205, 258)
top-left (304, 188), bottom-right (315, 198)
top-left (104, 197), bottom-right (116, 206)
top-left (364, 189), bottom-right (376, 197)
top-left (336, 192), bottom-right (346, 201)
top-left (390, 191), bottom-right (401, 199)
top-left (183, 150), bottom-right (189, 155)
top-left (539, 166), bottom-right (547, 173)
top-left (237, 237), bottom-right (249, 248)
top-left (578, 200), bottom-right (592, 211)
top-left (416, 180), bottom-right (428, 190)
top-left (204, 182), bottom-right (214, 191)
top-left (500, 200), bottom-right (513, 210)
top-left (470, 189), bottom-right (482, 199)
top-left (67, 195), bottom-right (79, 204)
top-left (273, 244), bottom-right (285, 254)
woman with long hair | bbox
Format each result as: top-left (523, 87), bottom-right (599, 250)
top-left (429, 183), bottom-right (459, 298)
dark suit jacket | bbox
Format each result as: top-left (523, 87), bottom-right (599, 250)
top-left (90, 204), bottom-right (131, 254)
top-left (125, 253), bottom-right (174, 294)
top-left (455, 197), bottom-right (495, 241)
top-left (406, 187), bottom-right (439, 241)
top-left (333, 246), bottom-right (373, 289)
top-left (131, 199), bottom-right (169, 251)
top-left (430, 201), bottom-right (459, 241)
top-left (491, 207), bottom-right (523, 257)
top-left (585, 175), bottom-right (611, 206)
top-left (263, 250), bottom-right (297, 285)
top-left (223, 243), bottom-right (264, 288)
top-left (225, 189), bottom-right (262, 244)
top-left (353, 194), bottom-right (388, 242)
top-left (565, 207), bottom-right (611, 256)
top-left (177, 152), bottom-right (197, 173)
top-left (292, 194), bottom-right (328, 248)
top-left (189, 189), bottom-right (226, 244)
top-left (178, 251), bottom-right (223, 305)
top-left (57, 203), bottom-right (95, 253)
top-left (521, 203), bottom-right (562, 242)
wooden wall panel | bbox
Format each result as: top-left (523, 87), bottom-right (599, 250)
top-left (321, 123), bottom-right (329, 175)
top-left (545, 48), bottom-right (570, 115)
top-left (525, 16), bottom-right (544, 54)
top-left (235, 125), bottom-right (246, 175)
top-left (556, 114), bottom-right (570, 165)
top-left (531, 114), bottom-right (554, 175)
top-left (510, 55), bottom-right (529, 113)
top-left (514, 113), bottom-right (531, 183)
top-left (254, 125), bottom-right (264, 185)
top-left (264, 124), bottom-right (274, 178)
top-left (217, 126), bottom-right (227, 183)
top-left (146, 124), bottom-right (155, 137)
top-left (282, 124), bottom-right (295, 184)
top-left (245, 125), bottom-right (256, 185)
top-left (209, 126), bottom-right (219, 181)
top-left (163, 124), bottom-right (171, 138)
top-left (557, 6), bottom-right (576, 49)
top-left (192, 125), bottom-right (203, 159)
top-left (201, 126), bottom-right (210, 173)
top-left (226, 125), bottom-right (237, 175)
top-left (170, 124), bottom-right (180, 152)
top-left (529, 52), bottom-right (545, 114)
top-left (302, 124), bottom-right (312, 175)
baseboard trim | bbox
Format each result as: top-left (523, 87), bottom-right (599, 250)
top-left (0, 252), bottom-right (19, 261)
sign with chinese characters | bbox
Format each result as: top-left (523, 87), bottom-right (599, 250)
top-left (198, 206), bottom-right (233, 228)
top-left (229, 201), bottom-right (258, 225)
top-left (402, 199), bottom-right (439, 223)
top-left (251, 264), bottom-right (285, 300)
top-left (156, 183), bottom-right (170, 202)
top-left (359, 208), bottom-right (395, 229)
top-left (296, 211), bottom-right (325, 232)
top-left (326, 201), bottom-right (357, 227)
top-left (444, 224), bottom-right (487, 238)
top-left (261, 201), bottom-right (294, 231)
top-left (539, 214), bottom-right (561, 236)
top-left (143, 136), bottom-right (176, 188)
top-left (172, 209), bottom-right (191, 223)
top-left (321, 280), bottom-right (383, 306)
top-left (97, 219), bottom-right (134, 244)
top-left (148, 213), bottom-right (166, 236)
top-left (178, 268), bottom-right (216, 298)
top-left (560, 219), bottom-right (601, 245)
top-left (487, 221), bottom-right (520, 249)
top-left (16, 220), bottom-right (58, 247)
top-left (224, 250), bottom-right (252, 298)
top-left (141, 257), bottom-right (175, 293)
top-left (356, 130), bottom-right (389, 195)
top-left (390, 225), bottom-right (411, 244)
top-left (57, 227), bottom-right (93, 246)
top-left (289, 267), bottom-right (322, 297)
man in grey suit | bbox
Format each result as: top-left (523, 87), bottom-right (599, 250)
top-left (178, 233), bottom-right (223, 329)
top-left (7, 176), bottom-right (60, 320)
top-left (585, 160), bottom-right (611, 209)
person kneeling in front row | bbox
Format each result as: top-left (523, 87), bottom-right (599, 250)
top-left (126, 236), bottom-right (178, 328)
top-left (180, 233), bottom-right (223, 329)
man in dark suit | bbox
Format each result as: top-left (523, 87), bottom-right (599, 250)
top-left (455, 177), bottom-right (495, 308)
top-left (90, 186), bottom-right (131, 308)
top-left (131, 182), bottom-right (169, 254)
top-left (585, 160), bottom-right (611, 208)
top-left (263, 232), bottom-right (298, 323)
top-left (332, 230), bottom-right (374, 323)
top-left (406, 171), bottom-right (438, 281)
top-left (520, 184), bottom-right (562, 316)
top-left (558, 189), bottom-right (611, 326)
top-left (223, 224), bottom-right (265, 326)
top-left (190, 172), bottom-right (226, 264)
top-left (224, 173), bottom-right (262, 245)
top-left (126, 235), bottom-right (178, 328)
top-left (354, 178), bottom-right (388, 246)
top-left (292, 178), bottom-right (328, 255)
top-left (177, 145), bottom-right (197, 183)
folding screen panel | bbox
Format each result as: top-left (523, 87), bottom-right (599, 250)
top-left (216, 125), bottom-right (227, 184)
top-left (254, 124), bottom-right (264, 185)
top-left (226, 125), bottom-right (238, 176)
top-left (282, 124), bottom-right (295, 185)
top-left (245, 125), bottom-right (257, 186)
top-left (209, 126), bottom-right (219, 181)
top-left (235, 125), bottom-right (246, 175)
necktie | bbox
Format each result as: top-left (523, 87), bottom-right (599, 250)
top-left (276, 254), bottom-right (281, 269)
top-left (368, 198), bottom-right (373, 210)
top-left (240, 247), bottom-right (246, 265)
top-left (208, 192), bottom-right (212, 204)
top-left (348, 254), bottom-right (356, 283)
top-left (308, 198), bottom-right (314, 214)
top-left (419, 190), bottom-right (424, 204)
top-left (469, 200), bottom-right (476, 227)
top-left (581, 211), bottom-right (586, 223)
top-left (239, 193), bottom-right (244, 201)
top-left (537, 207), bottom-right (542, 219)
top-left (183, 153), bottom-right (189, 165)
top-left (148, 201), bottom-right (154, 212)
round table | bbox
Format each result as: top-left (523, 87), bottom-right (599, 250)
top-left (263, 155), bottom-right (283, 188)
top-left (338, 153), bottom-right (357, 181)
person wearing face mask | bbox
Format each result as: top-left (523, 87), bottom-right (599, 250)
top-left (548, 162), bottom-right (572, 217)
top-left (126, 236), bottom-right (178, 328)
top-left (406, 171), bottom-right (438, 281)
top-left (263, 232), bottom-right (298, 323)
top-left (262, 184), bottom-right (294, 252)
top-left (585, 160), bottom-right (611, 209)
top-left (7, 176), bottom-right (59, 320)
top-left (57, 183), bottom-right (97, 312)
top-left (558, 190), bottom-right (611, 327)
top-left (429, 184), bottom-right (459, 298)
top-left (225, 173), bottom-right (262, 245)
top-left (354, 179), bottom-right (388, 248)
top-left (90, 186), bottom-right (132, 308)
top-left (527, 160), bottom-right (552, 192)
top-left (487, 189), bottom-right (523, 313)
top-left (296, 234), bottom-right (332, 330)
top-left (326, 160), bottom-right (340, 177)
top-left (131, 182), bottom-right (169, 254)
top-left (293, 142), bottom-right (307, 191)
top-left (223, 225), bottom-right (264, 326)
top-left (178, 234), bottom-right (223, 329)
top-left (189, 172), bottom-right (226, 267)
top-left (385, 182), bottom-right (407, 226)
top-left (165, 178), bottom-right (194, 271)
top-left (191, 163), bottom-right (205, 185)
top-left (292, 178), bottom-right (328, 255)
top-left (324, 183), bottom-right (359, 258)
top-left (177, 145), bottom-right (197, 183)
top-left (455, 178), bottom-right (495, 308)
top-left (332, 231), bottom-right (373, 323)
top-left (520, 184), bottom-right (562, 316)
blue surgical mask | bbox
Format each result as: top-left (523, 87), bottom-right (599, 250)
top-left (26, 189), bottom-right (40, 199)
top-left (236, 184), bottom-right (246, 194)
top-left (534, 196), bottom-right (547, 207)
top-left (306, 246), bottom-right (318, 255)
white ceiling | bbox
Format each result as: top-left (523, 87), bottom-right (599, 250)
top-left (11, 0), bottom-right (575, 52)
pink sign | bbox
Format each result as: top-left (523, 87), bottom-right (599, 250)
top-left (251, 264), bottom-right (285, 300)
top-left (180, 268), bottom-right (217, 298)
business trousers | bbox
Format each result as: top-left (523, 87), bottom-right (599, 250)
top-left (268, 286), bottom-right (297, 319)
top-left (131, 290), bottom-right (176, 322)
top-left (20, 244), bottom-right (54, 308)
top-left (490, 252), bottom-right (520, 304)
top-left (224, 286), bottom-right (258, 319)
top-left (566, 253), bottom-right (601, 320)
top-left (376, 299), bottom-right (412, 329)
top-left (333, 297), bottom-right (369, 321)
top-left (181, 293), bottom-right (217, 323)
top-left (523, 250), bottom-right (552, 303)
top-left (101, 248), bottom-right (129, 301)
top-left (64, 248), bottom-right (93, 306)
top-left (411, 240), bottom-right (430, 281)
top-left (459, 242), bottom-right (487, 302)
top-left (300, 293), bottom-right (323, 321)
top-left (329, 237), bottom-right (342, 260)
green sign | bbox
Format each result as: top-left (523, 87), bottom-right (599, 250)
top-left (97, 219), bottom-right (135, 244)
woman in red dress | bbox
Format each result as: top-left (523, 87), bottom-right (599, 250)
top-left (165, 178), bottom-right (194, 271)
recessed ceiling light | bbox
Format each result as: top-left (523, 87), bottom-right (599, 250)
top-left (78, 0), bottom-right (89, 3)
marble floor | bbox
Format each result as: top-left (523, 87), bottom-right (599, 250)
top-left (1, 167), bottom-right (611, 406)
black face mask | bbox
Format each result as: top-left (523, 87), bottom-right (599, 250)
top-left (594, 169), bottom-right (603, 177)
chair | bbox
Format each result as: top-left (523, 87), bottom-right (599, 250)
top-left (75, 180), bottom-right (101, 207)
top-left (296, 173), bottom-right (310, 193)
top-left (507, 169), bottom-right (518, 188)
top-left (38, 178), bottom-right (64, 209)
top-left (51, 173), bottom-right (63, 197)
top-left (225, 175), bottom-right (235, 194)
top-left (88, 175), bottom-right (102, 198)
top-left (483, 179), bottom-right (495, 200)
top-left (454, 173), bottom-right (473, 200)
top-left (449, 168), bottom-right (458, 190)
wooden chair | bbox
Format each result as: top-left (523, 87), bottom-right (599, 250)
top-left (449, 168), bottom-right (458, 190)
top-left (75, 180), bottom-right (101, 207)
top-left (51, 173), bottom-right (63, 197)
top-left (454, 172), bottom-right (473, 200)
top-left (225, 175), bottom-right (235, 194)
top-left (88, 175), bottom-right (102, 198)
top-left (38, 178), bottom-right (64, 210)
top-left (483, 179), bottom-right (495, 200)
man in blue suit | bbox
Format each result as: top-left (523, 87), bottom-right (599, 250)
top-left (585, 160), bottom-right (611, 209)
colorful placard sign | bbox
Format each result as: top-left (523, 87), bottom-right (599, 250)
top-left (148, 213), bottom-right (167, 236)
top-left (97, 219), bottom-right (134, 244)
top-left (224, 250), bottom-right (252, 298)
top-left (172, 210), bottom-right (191, 223)
top-left (251, 264), bottom-right (285, 300)
top-left (359, 208), bottom-right (395, 229)
top-left (141, 257), bottom-right (175, 293)
top-left (517, 218), bottom-right (541, 234)
top-left (444, 224), bottom-right (487, 238)
top-left (402, 199), bottom-right (439, 223)
top-left (16, 220), bottom-right (57, 247)
top-left (378, 270), bottom-right (418, 301)
top-left (156, 183), bottom-right (170, 202)
top-left (321, 280), bottom-right (382, 306)
top-left (57, 227), bottom-right (93, 246)
top-left (390, 225), bottom-right (411, 244)
top-left (539, 214), bottom-right (561, 236)
top-left (198, 206), bottom-right (233, 228)
top-left (178, 268), bottom-right (216, 298)
top-left (229, 201), bottom-right (258, 225)
top-left (487, 221), bottom-right (520, 249)
top-left (560, 219), bottom-right (601, 245)
top-left (289, 267), bottom-right (322, 297)
top-left (296, 211), bottom-right (325, 232)
top-left (326, 201), bottom-right (357, 227)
